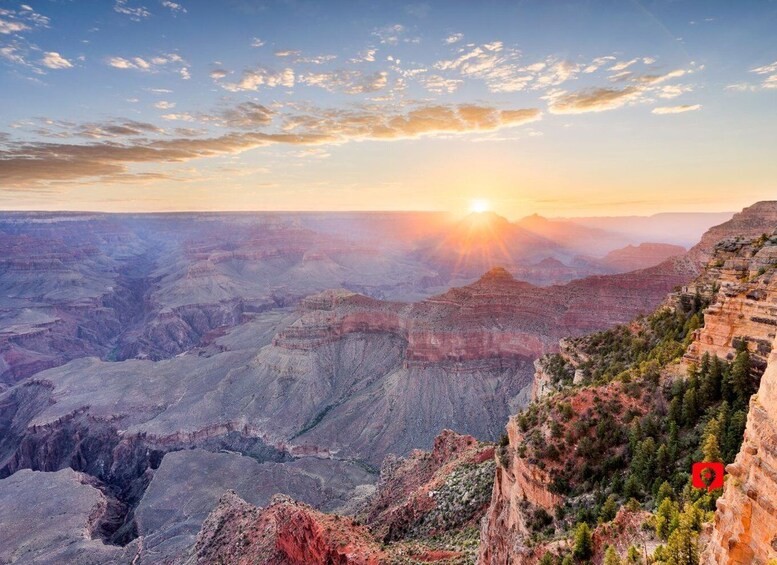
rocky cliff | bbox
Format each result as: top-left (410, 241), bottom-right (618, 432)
top-left (702, 337), bottom-right (777, 564)
top-left (685, 232), bottom-right (777, 372)
top-left (478, 203), bottom-right (777, 565)
top-left (180, 430), bottom-right (495, 564)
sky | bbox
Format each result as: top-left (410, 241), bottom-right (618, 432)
top-left (0, 0), bottom-right (775, 218)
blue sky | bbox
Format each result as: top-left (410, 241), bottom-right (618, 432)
top-left (0, 0), bottom-right (775, 216)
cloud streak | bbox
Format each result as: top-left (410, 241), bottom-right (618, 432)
top-left (548, 86), bottom-right (643, 114)
top-left (0, 103), bottom-right (540, 187)
top-left (651, 104), bottom-right (701, 114)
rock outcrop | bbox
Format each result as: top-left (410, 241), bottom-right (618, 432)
top-left (685, 232), bottom-right (777, 371)
top-left (182, 491), bottom-right (387, 565)
top-left (181, 430), bottom-right (495, 564)
top-left (702, 336), bottom-right (777, 565)
top-left (478, 412), bottom-right (562, 564)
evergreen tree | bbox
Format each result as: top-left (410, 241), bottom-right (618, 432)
top-left (599, 494), bottom-right (618, 523)
top-left (702, 433), bottom-right (722, 463)
top-left (624, 474), bottom-right (641, 500)
top-left (668, 421), bottom-right (680, 461)
top-left (626, 545), bottom-right (642, 563)
top-left (573, 522), bottom-right (594, 560)
top-left (656, 481), bottom-right (674, 505)
top-left (682, 388), bottom-right (698, 424)
top-left (655, 498), bottom-right (679, 540)
top-left (656, 444), bottom-right (671, 480)
top-left (731, 348), bottom-right (752, 407)
top-left (604, 545), bottom-right (622, 565)
top-left (664, 509), bottom-right (699, 565)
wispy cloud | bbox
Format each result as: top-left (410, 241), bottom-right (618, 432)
top-left (107, 52), bottom-right (190, 79)
top-left (216, 67), bottom-right (295, 91)
top-left (299, 69), bottom-right (388, 94)
top-left (548, 86), bottom-right (643, 114)
top-left (652, 104), bottom-right (701, 115)
top-left (751, 61), bottom-right (777, 89)
top-left (114, 0), bottom-right (150, 20)
top-left (161, 1), bottom-right (186, 14)
top-left (372, 24), bottom-right (405, 45)
top-left (445, 33), bottom-right (463, 44)
top-left (0, 103), bottom-right (540, 187)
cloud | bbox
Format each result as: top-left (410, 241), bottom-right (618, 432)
top-left (445, 33), bottom-right (463, 44)
top-left (275, 49), bottom-right (301, 58)
top-left (114, 0), bottom-right (150, 20)
top-left (209, 69), bottom-right (228, 79)
top-left (250, 37), bottom-right (265, 48)
top-left (349, 48), bottom-right (376, 63)
top-left (154, 100), bottom-right (176, 109)
top-left (548, 86), bottom-right (643, 114)
top-left (434, 43), bottom-right (580, 93)
top-left (372, 24), bottom-right (405, 45)
top-left (108, 56), bottom-right (149, 70)
top-left (107, 52), bottom-right (189, 79)
top-left (299, 69), bottom-right (388, 94)
top-left (218, 67), bottom-right (295, 91)
top-left (421, 74), bottom-right (462, 93)
top-left (651, 104), bottom-right (701, 115)
top-left (609, 58), bottom-right (639, 72)
top-left (41, 52), bottom-right (73, 69)
top-left (15, 118), bottom-right (165, 140)
top-left (0, 19), bottom-right (29, 34)
top-left (0, 103), bottom-right (540, 187)
top-left (209, 102), bottom-right (275, 128)
top-left (634, 69), bottom-right (687, 85)
top-left (0, 45), bottom-right (27, 65)
top-left (751, 61), bottom-right (777, 89)
top-left (161, 1), bottom-right (186, 14)
top-left (160, 112), bottom-right (194, 121)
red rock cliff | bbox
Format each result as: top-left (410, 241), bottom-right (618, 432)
top-left (702, 336), bottom-right (777, 564)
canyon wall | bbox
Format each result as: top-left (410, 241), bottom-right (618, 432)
top-left (702, 337), bottom-right (777, 564)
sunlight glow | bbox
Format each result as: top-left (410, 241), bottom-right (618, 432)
top-left (470, 199), bottom-right (491, 214)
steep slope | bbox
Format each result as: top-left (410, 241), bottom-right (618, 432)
top-left (181, 430), bottom-right (495, 565)
top-left (478, 207), bottom-right (777, 564)
top-left (703, 338), bottom-right (777, 564)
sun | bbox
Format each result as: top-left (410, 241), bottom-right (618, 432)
top-left (469, 199), bottom-right (491, 214)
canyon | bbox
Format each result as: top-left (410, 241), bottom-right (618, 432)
top-left (2, 206), bottom-right (776, 564)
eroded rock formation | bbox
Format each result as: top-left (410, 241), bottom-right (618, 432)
top-left (702, 337), bottom-right (777, 564)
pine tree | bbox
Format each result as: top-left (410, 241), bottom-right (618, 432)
top-left (655, 498), bottom-right (679, 540)
top-left (656, 444), bottom-right (671, 480)
top-left (573, 522), bottom-right (594, 560)
top-left (656, 481), bottom-right (674, 505)
top-left (731, 348), bottom-right (752, 407)
top-left (624, 474), bottom-right (641, 500)
top-left (682, 388), bottom-right (698, 423)
top-left (702, 433), bottom-right (722, 463)
top-left (599, 494), bottom-right (618, 523)
top-left (626, 545), bottom-right (642, 563)
top-left (668, 421), bottom-right (679, 461)
top-left (604, 545), bottom-right (622, 565)
top-left (665, 508), bottom-right (699, 565)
